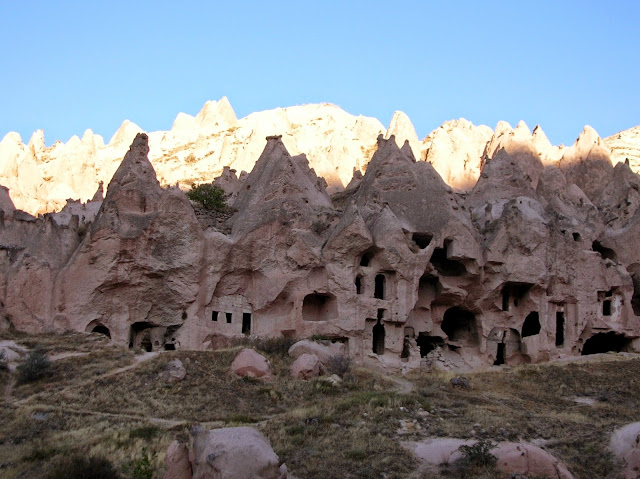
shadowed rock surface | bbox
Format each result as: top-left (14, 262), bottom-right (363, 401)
top-left (2, 114), bottom-right (640, 372)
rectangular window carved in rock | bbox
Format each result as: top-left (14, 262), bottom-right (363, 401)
top-left (242, 313), bottom-right (251, 335)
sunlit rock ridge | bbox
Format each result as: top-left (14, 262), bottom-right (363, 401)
top-left (1, 97), bottom-right (638, 215)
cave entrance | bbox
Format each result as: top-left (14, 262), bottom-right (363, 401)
top-left (130, 322), bottom-right (155, 352)
top-left (242, 313), bottom-right (252, 335)
top-left (441, 307), bottom-right (477, 344)
top-left (360, 250), bottom-right (374, 267)
top-left (555, 312), bottom-right (565, 347)
top-left (488, 327), bottom-right (522, 366)
top-left (600, 290), bottom-right (614, 317)
top-left (429, 240), bottom-right (466, 276)
top-left (501, 282), bottom-right (534, 311)
top-left (416, 334), bottom-right (445, 357)
top-left (631, 267), bottom-right (640, 316)
top-left (582, 332), bottom-right (632, 355)
top-left (372, 320), bottom-right (385, 355)
top-left (522, 312), bottom-right (541, 337)
top-left (592, 241), bottom-right (616, 261)
top-left (494, 342), bottom-right (506, 366)
top-left (89, 324), bottom-right (111, 339)
top-left (302, 293), bottom-right (339, 321)
top-left (374, 274), bottom-right (386, 300)
top-left (401, 327), bottom-right (414, 359)
top-left (412, 233), bottom-right (433, 250)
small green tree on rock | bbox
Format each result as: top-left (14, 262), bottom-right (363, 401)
top-left (186, 183), bottom-right (227, 212)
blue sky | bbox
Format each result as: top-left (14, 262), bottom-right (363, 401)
top-left (1, 1), bottom-right (638, 146)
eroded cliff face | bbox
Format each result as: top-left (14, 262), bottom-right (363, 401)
top-left (2, 98), bottom-right (639, 217)
top-left (2, 115), bottom-right (640, 372)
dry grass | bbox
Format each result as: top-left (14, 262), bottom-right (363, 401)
top-left (1, 331), bottom-right (639, 478)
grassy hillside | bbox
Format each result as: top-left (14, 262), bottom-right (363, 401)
top-left (1, 330), bottom-right (638, 478)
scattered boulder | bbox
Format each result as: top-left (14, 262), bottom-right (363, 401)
top-left (162, 440), bottom-right (192, 479)
top-left (230, 349), bottom-right (272, 379)
top-left (189, 425), bottom-right (282, 479)
top-left (0, 340), bottom-right (28, 371)
top-left (493, 442), bottom-right (574, 479)
top-left (406, 438), bottom-right (574, 479)
top-left (450, 377), bottom-right (470, 389)
top-left (320, 373), bottom-right (343, 386)
top-left (610, 422), bottom-right (640, 479)
top-left (288, 340), bottom-right (346, 365)
top-left (159, 358), bottom-right (187, 383)
top-left (290, 353), bottom-right (322, 379)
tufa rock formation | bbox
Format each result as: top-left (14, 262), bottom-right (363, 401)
top-left (2, 98), bottom-right (640, 217)
top-left (1, 108), bottom-right (640, 372)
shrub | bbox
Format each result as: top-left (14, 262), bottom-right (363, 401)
top-left (457, 439), bottom-right (497, 467)
top-left (325, 354), bottom-right (351, 378)
top-left (46, 455), bottom-right (120, 479)
top-left (123, 448), bottom-right (154, 479)
top-left (16, 349), bottom-right (51, 384)
top-left (309, 334), bottom-right (334, 341)
top-left (186, 183), bottom-right (227, 211)
top-left (128, 425), bottom-right (161, 441)
top-left (252, 337), bottom-right (296, 359)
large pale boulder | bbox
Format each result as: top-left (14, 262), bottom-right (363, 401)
top-left (288, 340), bottom-right (345, 365)
top-left (159, 359), bottom-right (187, 383)
top-left (493, 442), bottom-right (574, 479)
top-left (610, 422), bottom-right (640, 479)
top-left (189, 425), bottom-right (282, 479)
top-left (230, 349), bottom-right (272, 379)
top-left (0, 340), bottom-right (28, 370)
top-left (290, 353), bottom-right (322, 379)
top-left (406, 439), bottom-right (573, 479)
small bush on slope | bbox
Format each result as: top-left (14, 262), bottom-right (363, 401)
top-left (186, 183), bottom-right (227, 211)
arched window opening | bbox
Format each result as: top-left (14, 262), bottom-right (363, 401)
top-left (372, 320), bottom-right (385, 355)
top-left (360, 251), bottom-right (374, 267)
top-left (91, 325), bottom-right (111, 339)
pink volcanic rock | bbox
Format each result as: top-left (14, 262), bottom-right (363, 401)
top-left (610, 422), bottom-right (640, 479)
top-left (407, 439), bottom-right (573, 479)
top-left (230, 348), bottom-right (272, 379)
top-left (189, 425), bottom-right (282, 479)
top-left (160, 359), bottom-right (187, 383)
top-left (288, 339), bottom-right (345, 365)
top-left (494, 442), bottom-right (574, 479)
top-left (162, 440), bottom-right (192, 479)
top-left (290, 353), bottom-right (322, 379)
